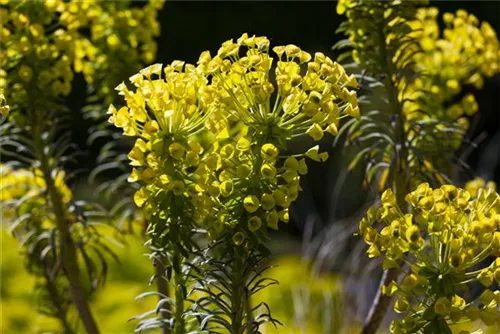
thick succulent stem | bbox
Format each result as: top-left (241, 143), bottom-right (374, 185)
top-left (33, 122), bottom-right (100, 334)
top-left (361, 21), bottom-right (409, 334)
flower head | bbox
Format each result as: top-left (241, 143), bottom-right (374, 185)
top-left (199, 33), bottom-right (359, 143)
top-left (111, 34), bottom-right (359, 246)
top-left (360, 182), bottom-right (500, 332)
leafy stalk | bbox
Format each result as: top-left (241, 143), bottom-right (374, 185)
top-left (361, 20), bottom-right (410, 334)
top-left (155, 257), bottom-right (171, 334)
top-left (230, 249), bottom-right (245, 334)
top-left (42, 270), bottom-right (74, 333)
top-left (33, 118), bottom-right (100, 334)
top-left (173, 245), bottom-right (186, 334)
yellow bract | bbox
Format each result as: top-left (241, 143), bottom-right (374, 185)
top-left (361, 181), bottom-right (500, 332)
top-left (0, 164), bottom-right (72, 232)
top-left (0, 92), bottom-right (9, 119)
top-left (1, 0), bottom-right (165, 116)
top-left (402, 8), bottom-right (500, 126)
top-left (201, 33), bottom-right (358, 142)
top-left (109, 33), bottom-right (360, 242)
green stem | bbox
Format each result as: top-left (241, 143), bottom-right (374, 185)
top-left (33, 121), bottom-right (100, 334)
top-left (361, 19), bottom-right (409, 334)
top-left (172, 245), bottom-right (185, 334)
top-left (43, 268), bottom-right (74, 333)
top-left (156, 257), bottom-right (171, 334)
top-left (244, 293), bottom-right (253, 334)
top-left (231, 248), bottom-right (245, 334)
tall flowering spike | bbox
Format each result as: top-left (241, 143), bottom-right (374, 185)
top-left (109, 61), bottom-right (214, 214)
top-left (396, 7), bottom-right (500, 173)
top-left (187, 35), bottom-right (358, 240)
top-left (111, 36), bottom-right (358, 332)
top-left (336, 1), bottom-right (500, 190)
top-left (199, 33), bottom-right (359, 143)
top-left (360, 182), bottom-right (500, 333)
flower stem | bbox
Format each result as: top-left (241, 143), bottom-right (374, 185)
top-left (43, 268), bottom-right (74, 333)
top-left (231, 247), bottom-right (245, 334)
top-left (362, 19), bottom-right (409, 334)
top-left (156, 256), bottom-right (171, 334)
top-left (172, 245), bottom-right (185, 334)
top-left (33, 122), bottom-right (100, 334)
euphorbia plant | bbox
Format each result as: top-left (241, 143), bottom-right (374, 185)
top-left (360, 183), bottom-right (500, 333)
top-left (335, 0), bottom-right (500, 333)
top-left (0, 0), bottom-right (163, 332)
top-left (109, 33), bottom-right (359, 332)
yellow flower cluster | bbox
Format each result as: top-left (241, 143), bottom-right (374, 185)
top-left (0, 164), bottom-right (72, 229)
top-left (336, 0), bottom-right (425, 75)
top-left (402, 8), bottom-right (500, 126)
top-left (0, 92), bottom-right (9, 119)
top-left (465, 177), bottom-right (497, 198)
top-left (0, 0), bottom-right (164, 116)
top-left (109, 34), bottom-right (359, 244)
top-left (337, 1), bottom-right (500, 185)
top-left (359, 183), bottom-right (500, 333)
top-left (203, 33), bottom-right (359, 139)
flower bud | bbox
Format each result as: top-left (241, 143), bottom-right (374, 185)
top-left (220, 143), bottom-right (235, 159)
top-left (449, 254), bottom-right (464, 269)
top-left (266, 210), bottom-right (279, 230)
top-left (305, 145), bottom-right (321, 162)
top-left (278, 209), bottom-right (289, 223)
top-left (284, 157), bottom-right (299, 170)
top-left (405, 225), bottom-right (421, 243)
top-left (248, 216), bottom-right (262, 232)
top-left (477, 269), bottom-right (494, 287)
top-left (394, 297), bottom-right (410, 314)
top-left (236, 164), bottom-right (252, 179)
top-left (261, 193), bottom-right (276, 211)
top-left (220, 180), bottom-right (234, 197)
top-left (402, 274), bottom-right (418, 289)
top-left (185, 151), bottom-right (199, 166)
top-left (281, 170), bottom-right (298, 183)
top-left (134, 187), bottom-right (148, 207)
top-left (273, 189), bottom-right (287, 207)
top-left (169, 143), bottom-right (184, 160)
top-left (434, 297), bottom-right (451, 316)
top-left (261, 164), bottom-right (276, 179)
top-left (494, 268), bottom-right (500, 284)
top-left (232, 232), bottom-right (245, 245)
top-left (261, 143), bottom-right (279, 161)
top-left (243, 195), bottom-right (260, 213)
top-left (297, 159), bottom-right (308, 175)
